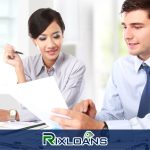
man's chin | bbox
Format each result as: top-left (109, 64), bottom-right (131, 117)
top-left (128, 50), bottom-right (139, 56)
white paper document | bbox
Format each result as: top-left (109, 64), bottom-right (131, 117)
top-left (0, 77), bottom-right (68, 129)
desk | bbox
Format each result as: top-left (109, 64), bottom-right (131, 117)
top-left (0, 121), bottom-right (48, 129)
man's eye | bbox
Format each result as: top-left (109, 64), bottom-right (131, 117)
top-left (134, 26), bottom-right (142, 29)
top-left (121, 25), bottom-right (127, 29)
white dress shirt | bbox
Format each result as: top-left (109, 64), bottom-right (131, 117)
top-left (96, 55), bottom-right (150, 129)
top-left (18, 52), bottom-right (86, 121)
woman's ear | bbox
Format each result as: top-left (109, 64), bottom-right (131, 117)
top-left (32, 38), bottom-right (40, 50)
top-left (32, 39), bottom-right (37, 46)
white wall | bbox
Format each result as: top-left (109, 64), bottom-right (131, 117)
top-left (16, 0), bottom-right (53, 57)
top-left (16, 0), bottom-right (29, 56)
top-left (0, 0), bottom-right (54, 85)
top-left (54, 0), bottom-right (95, 99)
top-left (77, 0), bottom-right (94, 99)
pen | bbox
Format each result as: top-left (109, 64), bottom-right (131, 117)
top-left (15, 51), bottom-right (23, 55)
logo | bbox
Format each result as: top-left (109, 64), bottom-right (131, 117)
top-left (42, 131), bottom-right (108, 146)
top-left (42, 132), bottom-right (55, 145)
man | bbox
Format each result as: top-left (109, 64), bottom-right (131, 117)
top-left (51, 0), bottom-right (150, 129)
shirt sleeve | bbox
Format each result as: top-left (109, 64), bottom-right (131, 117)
top-left (106, 114), bottom-right (150, 129)
top-left (61, 61), bottom-right (86, 108)
top-left (97, 70), bottom-right (125, 121)
top-left (96, 60), bottom-right (150, 129)
top-left (22, 57), bottom-right (33, 81)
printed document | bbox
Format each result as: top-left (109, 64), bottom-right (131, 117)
top-left (0, 77), bottom-right (68, 129)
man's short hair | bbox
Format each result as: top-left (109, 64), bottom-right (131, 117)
top-left (121, 0), bottom-right (150, 18)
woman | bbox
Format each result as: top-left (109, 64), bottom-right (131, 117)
top-left (3, 8), bottom-right (85, 122)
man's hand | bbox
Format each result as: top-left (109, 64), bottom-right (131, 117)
top-left (72, 99), bottom-right (97, 118)
top-left (50, 108), bottom-right (104, 129)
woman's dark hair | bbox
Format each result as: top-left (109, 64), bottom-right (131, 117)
top-left (28, 8), bottom-right (65, 39)
top-left (121, 0), bottom-right (150, 18)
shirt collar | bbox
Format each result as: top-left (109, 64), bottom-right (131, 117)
top-left (134, 56), bottom-right (150, 73)
top-left (36, 52), bottom-right (63, 76)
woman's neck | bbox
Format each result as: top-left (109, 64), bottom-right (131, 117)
top-left (43, 58), bottom-right (56, 69)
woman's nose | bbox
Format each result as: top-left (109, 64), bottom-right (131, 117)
top-left (47, 38), bottom-right (56, 48)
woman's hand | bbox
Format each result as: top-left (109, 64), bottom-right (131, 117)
top-left (4, 44), bottom-right (23, 68)
top-left (0, 109), bottom-right (20, 121)
top-left (4, 44), bottom-right (26, 83)
top-left (0, 109), bottom-right (10, 121)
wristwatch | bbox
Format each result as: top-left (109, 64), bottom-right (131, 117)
top-left (9, 109), bottom-right (17, 122)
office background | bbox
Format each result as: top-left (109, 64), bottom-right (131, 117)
top-left (0, 0), bottom-right (126, 111)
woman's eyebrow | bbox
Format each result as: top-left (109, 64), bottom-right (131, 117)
top-left (39, 34), bottom-right (46, 36)
top-left (53, 31), bottom-right (61, 34)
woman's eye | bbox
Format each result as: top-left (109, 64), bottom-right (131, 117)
top-left (53, 33), bottom-right (61, 39)
top-left (38, 36), bottom-right (46, 41)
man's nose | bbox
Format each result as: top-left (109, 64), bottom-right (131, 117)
top-left (124, 27), bottom-right (133, 40)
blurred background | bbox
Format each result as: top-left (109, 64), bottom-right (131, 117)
top-left (0, 0), bottom-right (127, 111)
